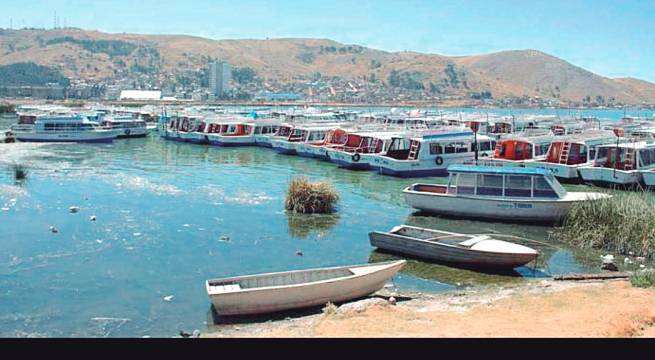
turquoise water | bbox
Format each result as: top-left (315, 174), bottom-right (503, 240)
top-left (0, 108), bottom-right (647, 337)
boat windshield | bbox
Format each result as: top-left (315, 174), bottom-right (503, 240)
top-left (454, 172), bottom-right (561, 198)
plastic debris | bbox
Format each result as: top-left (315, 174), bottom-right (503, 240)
top-left (296, 250), bottom-right (303, 256)
top-left (69, 206), bottom-right (80, 213)
top-left (49, 226), bottom-right (58, 233)
top-left (388, 296), bottom-right (397, 305)
top-left (163, 295), bottom-right (174, 302)
top-left (90, 215), bottom-right (97, 221)
top-left (219, 235), bottom-right (230, 242)
top-left (192, 330), bottom-right (200, 338)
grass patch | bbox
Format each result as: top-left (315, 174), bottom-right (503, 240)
top-left (630, 271), bottom-right (655, 288)
top-left (285, 177), bottom-right (339, 214)
top-left (556, 191), bottom-right (655, 259)
top-left (322, 302), bottom-right (338, 316)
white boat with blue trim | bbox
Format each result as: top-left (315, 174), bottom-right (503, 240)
top-left (403, 164), bottom-right (610, 222)
top-left (12, 112), bottom-right (116, 143)
top-left (371, 128), bottom-right (496, 177)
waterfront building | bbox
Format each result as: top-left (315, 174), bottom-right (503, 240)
top-left (209, 61), bottom-right (232, 97)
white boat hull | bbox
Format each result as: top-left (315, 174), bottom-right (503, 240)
top-left (14, 130), bottom-right (116, 143)
top-left (369, 231), bottom-right (537, 270)
top-left (403, 188), bottom-right (607, 222)
top-left (206, 261), bottom-right (405, 316)
top-left (578, 166), bottom-right (642, 186)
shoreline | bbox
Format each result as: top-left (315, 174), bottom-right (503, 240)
top-left (202, 279), bottom-right (655, 337)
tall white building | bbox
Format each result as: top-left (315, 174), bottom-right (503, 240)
top-left (209, 61), bottom-right (231, 97)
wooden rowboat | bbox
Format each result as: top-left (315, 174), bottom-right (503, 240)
top-left (206, 260), bottom-right (406, 316)
top-left (369, 225), bottom-right (538, 270)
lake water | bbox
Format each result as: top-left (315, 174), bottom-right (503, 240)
top-left (0, 108), bottom-right (649, 337)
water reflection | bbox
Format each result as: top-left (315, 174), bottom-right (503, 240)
top-left (286, 212), bottom-right (340, 239)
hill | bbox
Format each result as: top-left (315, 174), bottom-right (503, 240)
top-left (0, 28), bottom-right (654, 104)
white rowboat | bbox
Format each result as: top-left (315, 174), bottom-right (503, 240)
top-left (206, 260), bottom-right (406, 316)
top-left (369, 225), bottom-right (538, 270)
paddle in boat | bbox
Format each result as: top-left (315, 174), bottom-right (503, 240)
top-left (206, 260), bottom-right (406, 316)
top-left (403, 164), bottom-right (610, 223)
top-left (369, 225), bottom-right (538, 270)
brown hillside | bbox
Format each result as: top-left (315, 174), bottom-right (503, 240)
top-left (1, 28), bottom-right (654, 104)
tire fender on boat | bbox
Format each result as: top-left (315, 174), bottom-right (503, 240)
top-left (124, 129), bottom-right (131, 136)
top-left (435, 156), bottom-right (444, 166)
top-left (352, 153), bottom-right (361, 162)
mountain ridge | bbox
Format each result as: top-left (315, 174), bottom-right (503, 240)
top-left (1, 28), bottom-right (654, 104)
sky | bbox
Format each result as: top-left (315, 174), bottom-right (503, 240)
top-left (3, 0), bottom-right (654, 82)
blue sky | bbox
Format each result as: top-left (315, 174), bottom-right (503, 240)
top-left (4, 0), bottom-right (654, 82)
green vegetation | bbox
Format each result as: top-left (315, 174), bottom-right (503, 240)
top-left (0, 62), bottom-right (70, 86)
top-left (297, 50), bottom-right (316, 64)
top-left (44, 37), bottom-right (137, 57)
top-left (369, 59), bottom-right (382, 69)
top-left (319, 45), bottom-right (363, 54)
top-left (285, 177), bottom-right (339, 214)
top-left (232, 67), bottom-right (257, 84)
top-left (470, 91), bottom-right (493, 100)
top-left (388, 70), bottom-right (426, 90)
top-left (630, 271), bottom-right (655, 288)
top-left (556, 191), bottom-right (655, 258)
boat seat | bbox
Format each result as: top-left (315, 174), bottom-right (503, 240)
top-left (212, 283), bottom-right (241, 293)
top-left (458, 235), bottom-right (492, 248)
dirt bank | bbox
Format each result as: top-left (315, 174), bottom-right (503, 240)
top-left (203, 280), bottom-right (655, 337)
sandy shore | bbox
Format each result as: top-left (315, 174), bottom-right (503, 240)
top-left (203, 279), bottom-right (655, 337)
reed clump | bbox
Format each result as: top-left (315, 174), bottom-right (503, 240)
top-left (556, 191), bottom-right (655, 258)
top-left (630, 270), bottom-right (655, 288)
top-left (285, 177), bottom-right (339, 214)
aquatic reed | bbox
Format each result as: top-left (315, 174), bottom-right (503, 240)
top-left (12, 163), bottom-right (27, 182)
top-left (556, 191), bottom-right (655, 258)
top-left (285, 177), bottom-right (339, 214)
top-left (630, 270), bottom-right (655, 288)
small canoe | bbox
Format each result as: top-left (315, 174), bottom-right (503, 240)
top-left (369, 225), bottom-right (538, 270)
top-left (206, 260), bottom-right (406, 316)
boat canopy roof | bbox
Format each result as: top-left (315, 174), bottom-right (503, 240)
top-left (448, 164), bottom-right (552, 177)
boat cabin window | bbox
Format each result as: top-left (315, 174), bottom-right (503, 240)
top-left (639, 148), bottom-right (655, 168)
top-left (456, 173), bottom-right (476, 195)
top-left (533, 176), bottom-right (558, 198)
top-left (476, 174), bottom-right (503, 196)
top-left (477, 140), bottom-right (495, 152)
top-left (505, 175), bottom-right (532, 197)
top-left (308, 131), bottom-right (327, 142)
top-left (430, 143), bottom-right (443, 155)
top-left (445, 142), bottom-right (469, 154)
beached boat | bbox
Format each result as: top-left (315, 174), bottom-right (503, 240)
top-left (403, 164), bottom-right (610, 222)
top-left (206, 260), bottom-right (406, 316)
top-left (578, 141), bottom-right (655, 187)
top-left (11, 112), bottom-right (116, 143)
top-left (369, 225), bottom-right (538, 270)
top-left (371, 128), bottom-right (496, 177)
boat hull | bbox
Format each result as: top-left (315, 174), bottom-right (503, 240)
top-left (403, 189), bottom-right (579, 222)
top-left (578, 166), bottom-right (642, 186)
top-left (327, 149), bottom-right (372, 170)
top-left (369, 232), bottom-right (537, 270)
top-left (207, 261), bottom-right (405, 316)
top-left (14, 131), bottom-right (115, 143)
